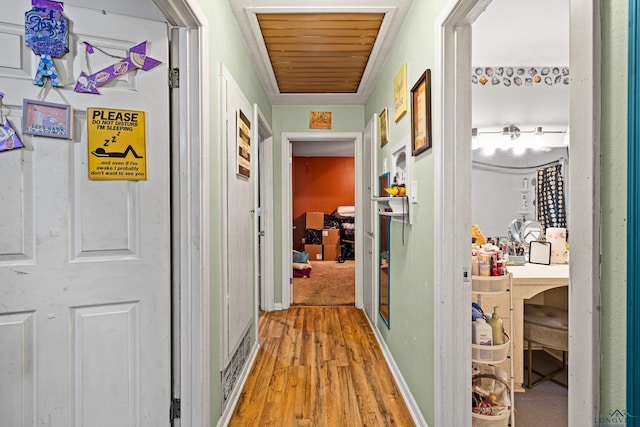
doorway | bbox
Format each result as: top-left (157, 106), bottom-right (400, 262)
top-left (470, 0), bottom-right (569, 424)
top-left (280, 132), bottom-right (364, 310)
top-left (291, 140), bottom-right (356, 306)
top-left (434, 1), bottom-right (599, 426)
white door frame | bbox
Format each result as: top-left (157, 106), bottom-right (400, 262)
top-left (433, 1), bottom-right (600, 426)
top-left (280, 132), bottom-right (364, 310)
top-left (362, 114), bottom-right (378, 325)
top-left (155, 0), bottom-right (209, 425)
top-left (253, 105), bottom-right (275, 315)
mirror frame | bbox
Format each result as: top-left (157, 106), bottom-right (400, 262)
top-left (379, 172), bottom-right (391, 327)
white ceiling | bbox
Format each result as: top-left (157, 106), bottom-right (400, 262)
top-left (292, 140), bottom-right (354, 157)
top-left (472, 0), bottom-right (569, 131)
top-left (65, 0), bottom-right (166, 21)
top-left (74, 0), bottom-right (569, 154)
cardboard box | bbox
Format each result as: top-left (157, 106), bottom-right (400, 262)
top-left (323, 244), bottom-right (341, 261)
top-left (322, 229), bottom-right (340, 245)
top-left (305, 212), bottom-right (324, 230)
top-left (304, 244), bottom-right (323, 261)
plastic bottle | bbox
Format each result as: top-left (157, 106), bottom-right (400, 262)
top-left (472, 318), bottom-right (493, 360)
top-left (487, 307), bottom-right (504, 345)
top-left (478, 251), bottom-right (491, 277)
top-left (471, 225), bottom-right (487, 246)
top-left (471, 242), bottom-right (479, 276)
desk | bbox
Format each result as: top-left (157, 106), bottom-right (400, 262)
top-left (509, 263), bottom-right (569, 391)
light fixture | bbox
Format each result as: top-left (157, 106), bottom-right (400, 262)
top-left (472, 124), bottom-right (567, 155)
top-left (502, 124), bottom-right (521, 140)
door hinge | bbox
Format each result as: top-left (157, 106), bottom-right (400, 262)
top-left (169, 68), bottom-right (180, 89)
top-left (170, 397), bottom-right (181, 421)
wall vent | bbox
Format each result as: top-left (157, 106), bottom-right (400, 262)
top-left (222, 328), bottom-right (251, 406)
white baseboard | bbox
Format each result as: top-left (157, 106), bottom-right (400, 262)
top-left (217, 342), bottom-right (260, 427)
top-left (365, 311), bottom-right (429, 427)
top-left (274, 303), bottom-right (283, 311)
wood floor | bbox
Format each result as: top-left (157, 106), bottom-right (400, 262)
top-left (228, 306), bottom-right (415, 426)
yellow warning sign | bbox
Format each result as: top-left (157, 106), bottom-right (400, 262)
top-left (87, 108), bottom-right (147, 180)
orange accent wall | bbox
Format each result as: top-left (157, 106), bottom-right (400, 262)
top-left (292, 156), bottom-right (354, 250)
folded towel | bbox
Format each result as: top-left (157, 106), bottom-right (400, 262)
top-left (292, 262), bottom-right (313, 270)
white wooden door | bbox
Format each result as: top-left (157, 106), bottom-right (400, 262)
top-left (0, 4), bottom-right (171, 426)
top-left (221, 67), bottom-right (254, 367)
top-left (362, 115), bottom-right (377, 322)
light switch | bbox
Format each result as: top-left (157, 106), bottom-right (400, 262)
top-left (411, 181), bottom-right (418, 203)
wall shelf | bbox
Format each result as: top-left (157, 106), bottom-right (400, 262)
top-left (372, 196), bottom-right (410, 223)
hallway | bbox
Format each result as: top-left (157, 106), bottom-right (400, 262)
top-left (228, 306), bottom-right (415, 426)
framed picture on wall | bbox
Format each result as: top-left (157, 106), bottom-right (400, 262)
top-left (309, 111), bottom-right (332, 129)
top-left (393, 63), bottom-right (407, 122)
top-left (379, 108), bottom-right (389, 147)
top-left (22, 99), bottom-right (72, 139)
top-left (410, 69), bottom-right (432, 156)
top-left (237, 109), bottom-right (251, 178)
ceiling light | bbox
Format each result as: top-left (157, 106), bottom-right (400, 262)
top-left (472, 124), bottom-right (566, 155)
top-left (502, 124), bottom-right (521, 140)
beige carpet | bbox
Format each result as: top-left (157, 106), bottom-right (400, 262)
top-left (293, 260), bottom-right (355, 306)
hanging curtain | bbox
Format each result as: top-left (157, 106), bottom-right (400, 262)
top-left (536, 164), bottom-right (566, 231)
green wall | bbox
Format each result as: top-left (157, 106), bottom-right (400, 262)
top-left (601, 0), bottom-right (628, 412)
top-left (193, 0), bottom-right (272, 421)
top-left (193, 0), bottom-right (629, 423)
top-left (364, 0), bottom-right (446, 424)
top-left (271, 105), bottom-right (365, 302)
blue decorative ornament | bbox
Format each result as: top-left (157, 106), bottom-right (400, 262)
top-left (24, 0), bottom-right (69, 87)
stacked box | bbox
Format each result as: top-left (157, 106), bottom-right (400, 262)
top-left (305, 212), bottom-right (324, 230)
top-left (323, 244), bottom-right (341, 261)
top-left (301, 212), bottom-right (344, 261)
top-left (304, 244), bottom-right (323, 261)
top-left (322, 229), bottom-right (340, 245)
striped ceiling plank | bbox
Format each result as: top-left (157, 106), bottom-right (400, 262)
top-left (257, 12), bottom-right (384, 94)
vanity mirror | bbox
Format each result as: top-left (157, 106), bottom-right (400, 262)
top-left (472, 149), bottom-right (568, 239)
top-left (508, 218), bottom-right (543, 245)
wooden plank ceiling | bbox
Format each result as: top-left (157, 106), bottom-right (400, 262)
top-left (257, 13), bottom-right (385, 94)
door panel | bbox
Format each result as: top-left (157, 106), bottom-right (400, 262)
top-left (362, 115), bottom-right (377, 323)
top-left (363, 234), bottom-right (375, 322)
top-left (222, 69), bottom-right (254, 365)
top-left (0, 3), bottom-right (171, 426)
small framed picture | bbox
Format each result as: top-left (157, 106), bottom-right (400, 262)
top-left (410, 69), bottom-right (432, 156)
top-left (309, 111), bottom-right (332, 129)
top-left (379, 108), bottom-right (389, 147)
top-left (237, 109), bottom-right (251, 179)
top-left (22, 99), bottom-right (72, 139)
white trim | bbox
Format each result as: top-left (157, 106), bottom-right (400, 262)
top-left (434, 0), bottom-right (600, 425)
top-left (219, 63), bottom-right (230, 370)
top-left (155, 0), bottom-right (209, 425)
top-left (256, 106), bottom-right (275, 312)
top-left (281, 135), bottom-right (293, 309)
top-left (281, 132), bottom-right (364, 309)
top-left (274, 303), bottom-right (283, 311)
top-left (365, 310), bottom-right (427, 426)
top-left (568, 0), bottom-right (601, 423)
top-left (216, 343), bottom-right (260, 427)
top-left (361, 113), bottom-right (378, 323)
top-left (433, 3), bottom-right (474, 425)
